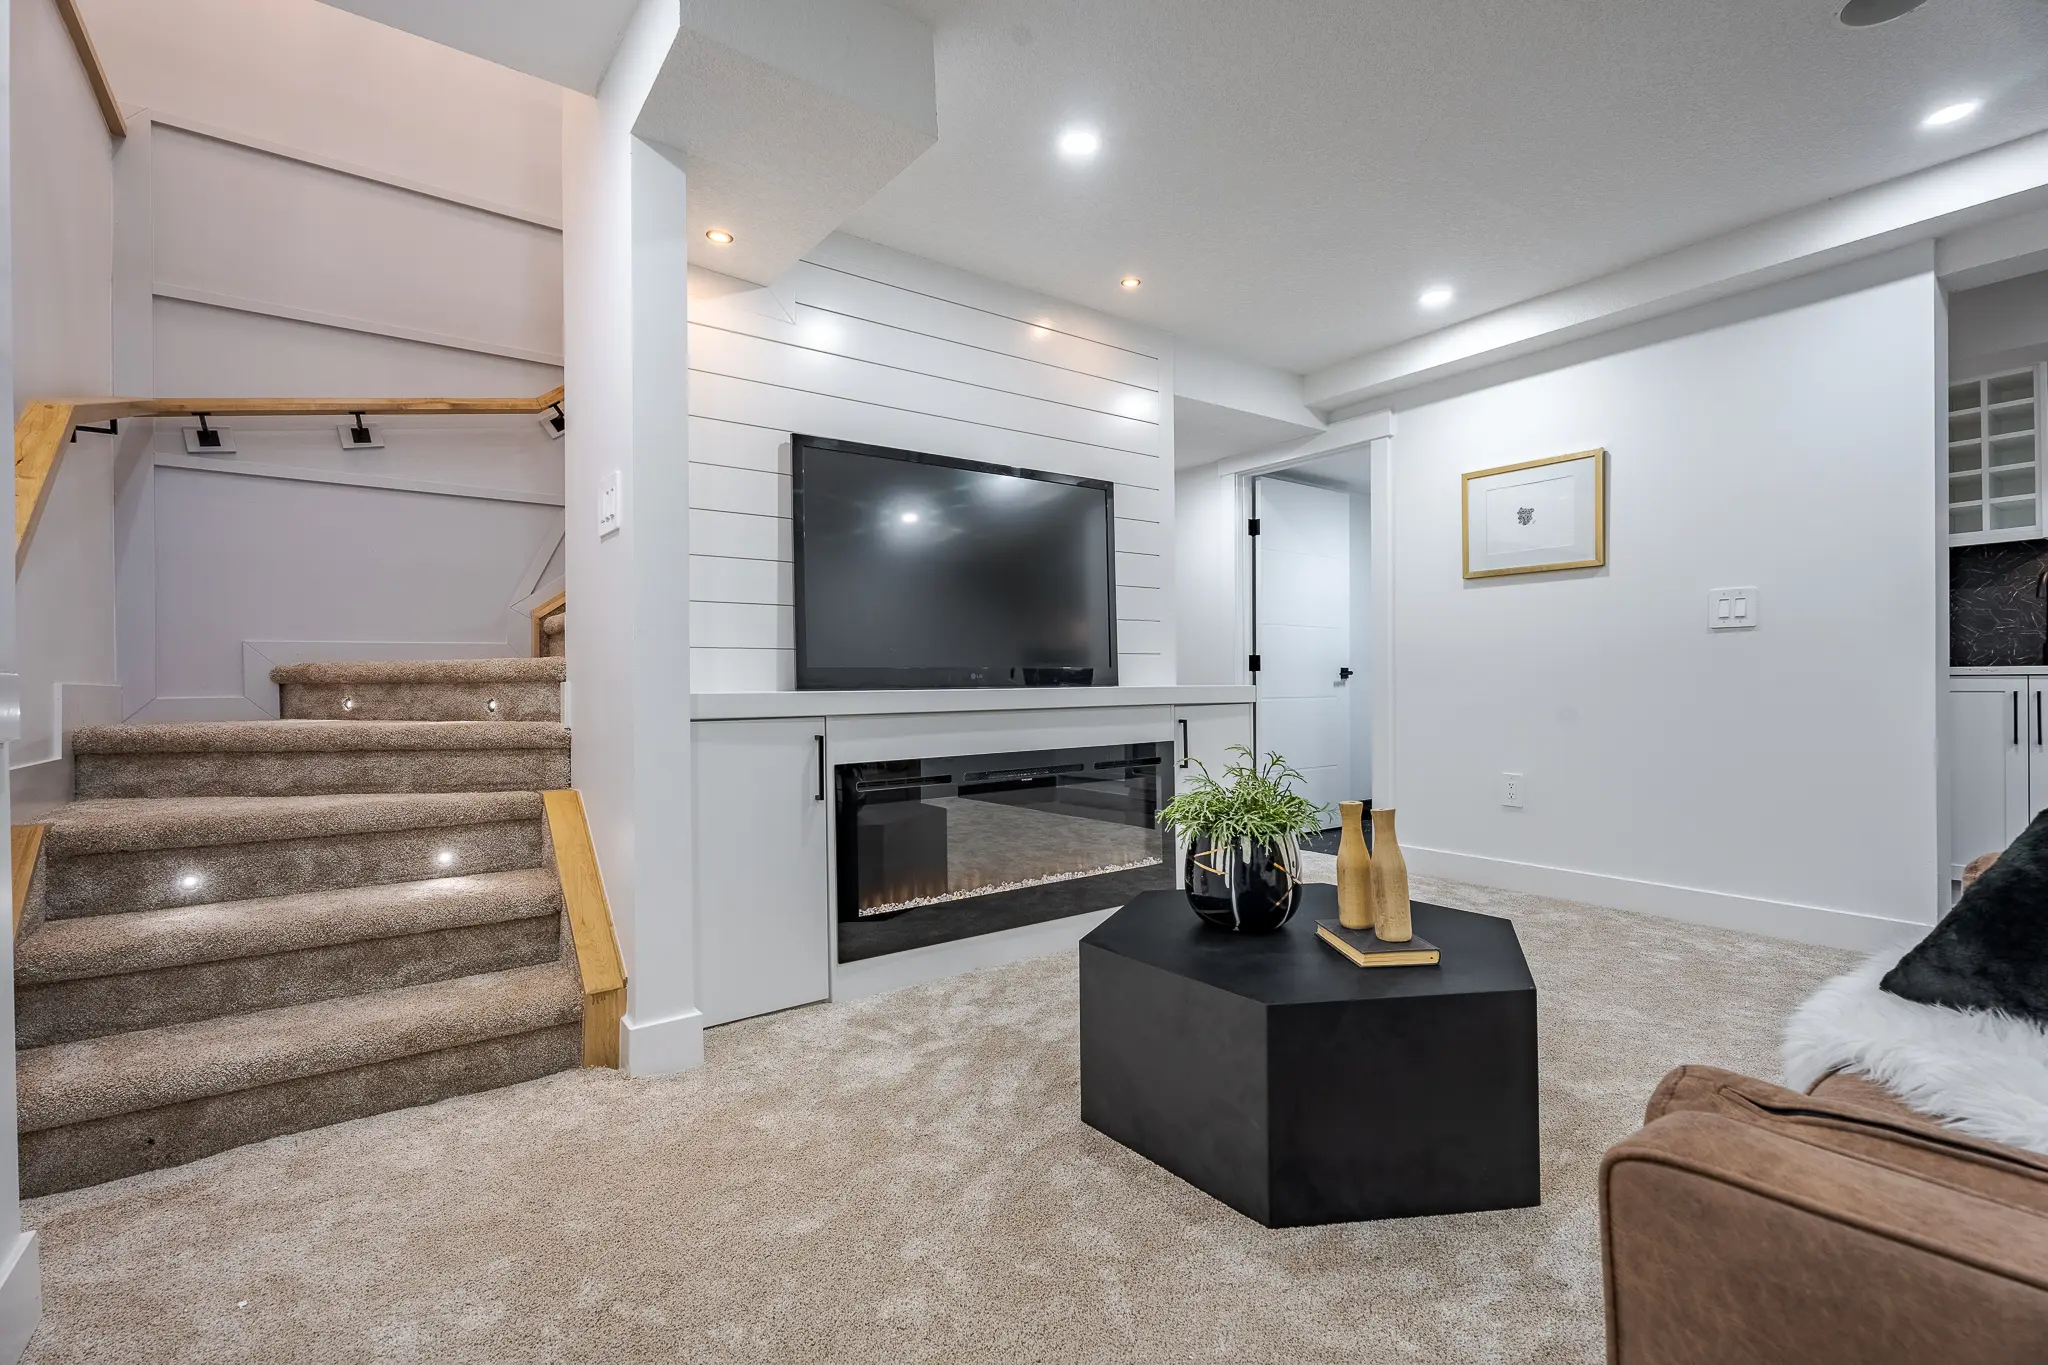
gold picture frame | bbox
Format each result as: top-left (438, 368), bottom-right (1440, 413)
top-left (1461, 448), bottom-right (1606, 580)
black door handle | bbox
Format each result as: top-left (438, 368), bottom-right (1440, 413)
top-left (2035, 690), bottom-right (2041, 748)
top-left (1179, 717), bottom-right (1190, 768)
top-left (2016, 691), bottom-right (2022, 746)
top-left (815, 734), bottom-right (826, 801)
top-left (1338, 667), bottom-right (1354, 681)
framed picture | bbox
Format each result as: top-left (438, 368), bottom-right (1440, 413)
top-left (1461, 448), bottom-right (1606, 580)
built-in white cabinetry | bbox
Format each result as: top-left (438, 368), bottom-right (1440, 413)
top-left (1948, 672), bottom-right (2048, 882)
top-left (1948, 366), bottom-right (2040, 545)
top-left (1174, 703), bottom-right (1253, 784)
top-left (691, 717), bottom-right (831, 1027)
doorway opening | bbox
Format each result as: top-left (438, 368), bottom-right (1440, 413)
top-left (1249, 458), bottom-right (1372, 847)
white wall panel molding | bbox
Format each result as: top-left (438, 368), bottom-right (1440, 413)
top-left (152, 286), bottom-right (565, 368)
top-left (142, 113), bottom-right (564, 230)
top-left (151, 454), bottom-right (566, 508)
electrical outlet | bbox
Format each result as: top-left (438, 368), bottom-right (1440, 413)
top-left (598, 471), bottom-right (622, 539)
top-left (1501, 772), bottom-right (1525, 809)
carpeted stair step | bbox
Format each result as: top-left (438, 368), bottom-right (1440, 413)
top-left (16, 868), bottom-right (563, 1048)
top-left (33, 791), bottom-right (546, 922)
top-left (273, 657), bottom-right (566, 722)
top-left (72, 720), bottom-right (570, 798)
top-left (541, 610), bottom-right (566, 658)
top-left (17, 960), bottom-right (584, 1195)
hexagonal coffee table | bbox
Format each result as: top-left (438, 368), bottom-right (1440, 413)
top-left (1078, 884), bottom-right (1539, 1227)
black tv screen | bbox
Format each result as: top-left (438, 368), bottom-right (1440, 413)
top-left (792, 435), bottom-right (1117, 690)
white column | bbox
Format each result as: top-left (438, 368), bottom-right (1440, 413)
top-left (562, 0), bottom-right (702, 1075)
top-left (0, 0), bottom-right (43, 1354)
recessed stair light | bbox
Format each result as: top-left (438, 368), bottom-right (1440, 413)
top-left (178, 872), bottom-right (203, 891)
top-left (1837, 0), bottom-right (1930, 26)
top-left (1120, 276), bottom-right (1142, 290)
top-left (1922, 99), bottom-right (1983, 128)
top-left (705, 229), bottom-right (734, 244)
top-left (1057, 128), bottom-right (1101, 160)
top-left (436, 849), bottom-right (456, 868)
top-left (1418, 285), bottom-right (1455, 310)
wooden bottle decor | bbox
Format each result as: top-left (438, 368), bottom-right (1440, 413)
top-left (1370, 808), bottom-right (1412, 943)
top-left (1336, 801), bottom-right (1374, 930)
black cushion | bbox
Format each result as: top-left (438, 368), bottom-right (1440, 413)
top-left (1881, 809), bottom-right (2048, 1024)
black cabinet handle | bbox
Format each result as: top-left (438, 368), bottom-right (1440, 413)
top-left (815, 734), bottom-right (826, 801)
top-left (2016, 691), bottom-right (2022, 746)
top-left (1179, 718), bottom-right (1190, 768)
top-left (2035, 690), bottom-right (2041, 748)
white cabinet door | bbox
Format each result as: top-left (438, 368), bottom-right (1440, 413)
top-left (1175, 703), bottom-right (1253, 788)
top-left (1949, 676), bottom-right (2029, 881)
top-left (693, 718), bottom-right (831, 1027)
top-left (2028, 677), bottom-right (2048, 827)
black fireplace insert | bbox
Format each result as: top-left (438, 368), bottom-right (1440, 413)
top-left (835, 742), bottom-right (1172, 962)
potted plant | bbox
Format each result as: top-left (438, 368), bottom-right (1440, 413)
top-left (1159, 747), bottom-right (1326, 932)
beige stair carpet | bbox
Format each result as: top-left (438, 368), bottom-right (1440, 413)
top-left (274, 657), bottom-right (565, 721)
top-left (16, 658), bottom-right (589, 1198)
top-left (19, 871), bottom-right (1859, 1364)
top-left (541, 609), bottom-right (566, 658)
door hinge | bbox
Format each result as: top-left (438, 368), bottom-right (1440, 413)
top-left (1246, 517), bottom-right (1261, 537)
top-left (1248, 654), bottom-right (1261, 673)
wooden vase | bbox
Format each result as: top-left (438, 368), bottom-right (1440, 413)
top-left (1370, 808), bottom-right (1412, 943)
top-left (1336, 801), bottom-right (1374, 930)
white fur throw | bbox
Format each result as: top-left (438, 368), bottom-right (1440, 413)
top-left (1782, 950), bottom-right (2048, 1157)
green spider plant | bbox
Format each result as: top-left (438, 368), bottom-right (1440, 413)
top-left (1159, 746), bottom-right (1327, 859)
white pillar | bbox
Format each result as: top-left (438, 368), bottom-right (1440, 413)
top-left (562, 0), bottom-right (701, 1075)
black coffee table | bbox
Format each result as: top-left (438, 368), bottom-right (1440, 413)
top-left (1078, 885), bottom-right (1539, 1227)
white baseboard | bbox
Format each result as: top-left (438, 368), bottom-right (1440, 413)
top-left (0, 1232), bottom-right (40, 1365)
top-left (1404, 845), bottom-right (1927, 954)
top-left (125, 694), bottom-right (273, 724)
top-left (9, 683), bottom-right (123, 820)
top-left (830, 906), bottom-right (1121, 1004)
top-left (620, 1007), bottom-right (704, 1077)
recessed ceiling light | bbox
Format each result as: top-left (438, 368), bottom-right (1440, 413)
top-left (1922, 99), bottom-right (1983, 128)
top-left (1418, 285), bottom-right (1455, 310)
top-left (1057, 127), bottom-right (1101, 160)
top-left (900, 511), bottom-right (919, 524)
top-left (704, 229), bottom-right (734, 244)
top-left (1837, 0), bottom-right (1930, 26)
top-left (1120, 276), bottom-right (1142, 290)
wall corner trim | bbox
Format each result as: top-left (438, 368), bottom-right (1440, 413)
top-left (620, 1007), bottom-right (706, 1077)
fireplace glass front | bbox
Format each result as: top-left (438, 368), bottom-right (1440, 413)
top-left (835, 742), bottom-right (1172, 961)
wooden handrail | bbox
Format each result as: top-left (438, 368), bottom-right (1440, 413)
top-left (14, 385), bottom-right (566, 571)
top-left (541, 790), bottom-right (626, 1069)
top-left (55, 0), bottom-right (125, 140)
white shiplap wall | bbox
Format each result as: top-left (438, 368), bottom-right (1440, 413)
top-left (687, 236), bottom-right (1174, 690)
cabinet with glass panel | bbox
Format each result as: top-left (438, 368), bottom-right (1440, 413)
top-left (1949, 365), bottom-right (2041, 544)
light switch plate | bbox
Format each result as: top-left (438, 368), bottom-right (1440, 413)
top-left (1708, 586), bottom-right (1759, 630)
top-left (598, 471), bottom-right (622, 539)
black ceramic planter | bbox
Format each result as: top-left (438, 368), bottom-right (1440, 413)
top-left (1183, 837), bottom-right (1302, 932)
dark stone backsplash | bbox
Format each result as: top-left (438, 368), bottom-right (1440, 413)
top-left (1953, 540), bottom-right (2048, 667)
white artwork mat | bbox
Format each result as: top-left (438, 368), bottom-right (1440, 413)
top-left (1464, 451), bottom-right (1603, 577)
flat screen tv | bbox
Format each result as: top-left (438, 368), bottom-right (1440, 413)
top-left (792, 434), bottom-right (1117, 690)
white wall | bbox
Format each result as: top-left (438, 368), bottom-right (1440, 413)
top-left (1173, 460), bottom-right (1237, 686)
top-left (1384, 261), bottom-right (1944, 948)
top-left (72, 0), bottom-right (570, 720)
top-left (686, 234), bottom-right (1174, 690)
top-left (12, 0), bottom-right (118, 800)
top-left (1950, 266), bottom-right (2048, 379)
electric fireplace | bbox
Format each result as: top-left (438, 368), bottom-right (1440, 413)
top-left (835, 742), bottom-right (1173, 962)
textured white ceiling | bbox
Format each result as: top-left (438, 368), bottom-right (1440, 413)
top-left (851, 0), bottom-right (2048, 374)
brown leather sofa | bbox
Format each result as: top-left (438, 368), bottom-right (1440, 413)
top-left (1600, 1065), bottom-right (2048, 1364)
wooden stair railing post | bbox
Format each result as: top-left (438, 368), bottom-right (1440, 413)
top-left (541, 790), bottom-right (625, 1068)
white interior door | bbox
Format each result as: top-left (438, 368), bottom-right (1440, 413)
top-left (1253, 478), bottom-right (1352, 823)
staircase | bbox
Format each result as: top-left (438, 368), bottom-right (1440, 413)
top-left (12, 655), bottom-right (607, 1196)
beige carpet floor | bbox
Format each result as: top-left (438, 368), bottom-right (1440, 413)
top-left (20, 868), bottom-right (1860, 1364)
